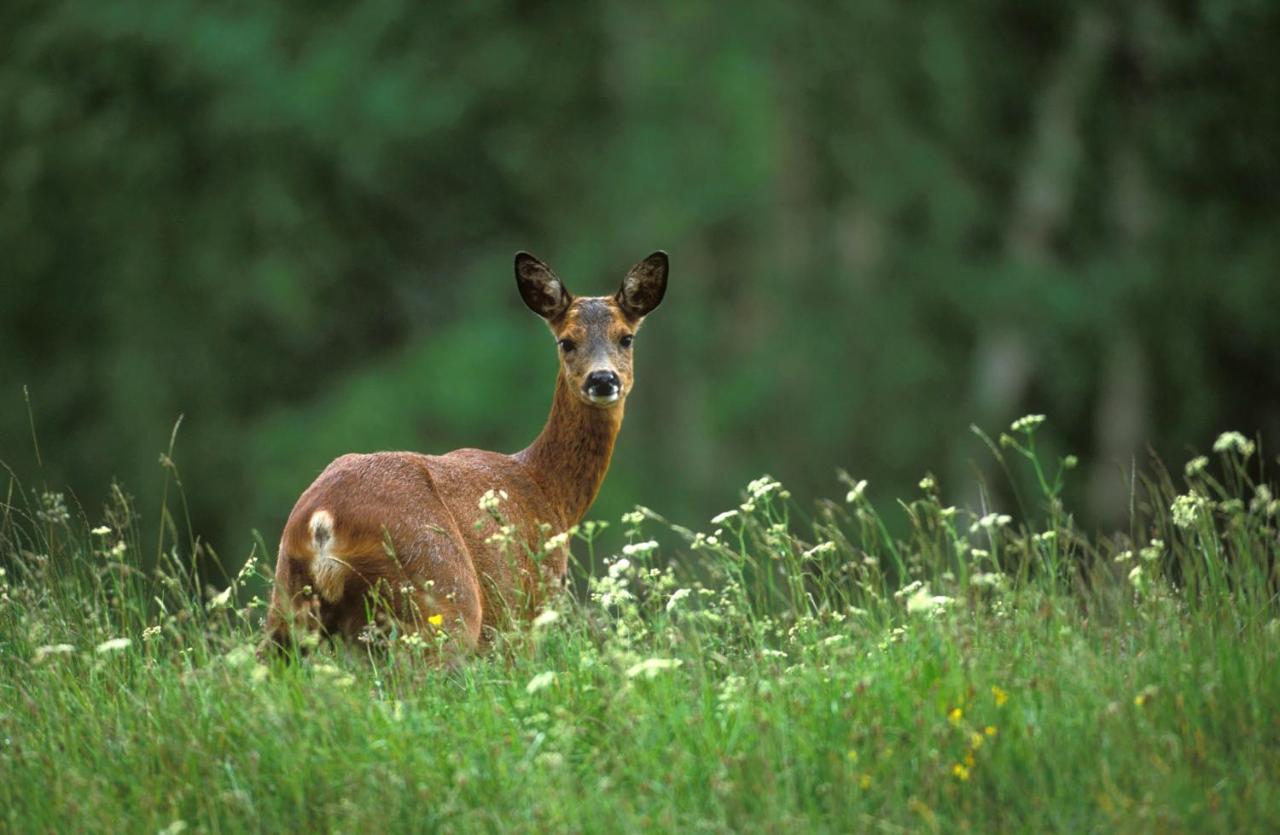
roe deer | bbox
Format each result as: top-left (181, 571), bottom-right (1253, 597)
top-left (261, 251), bottom-right (668, 656)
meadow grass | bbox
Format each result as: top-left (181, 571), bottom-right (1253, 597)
top-left (1, 420), bottom-right (1278, 833)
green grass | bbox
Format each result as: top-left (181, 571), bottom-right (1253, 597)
top-left (1, 421), bottom-right (1278, 833)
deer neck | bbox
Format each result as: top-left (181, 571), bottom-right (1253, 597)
top-left (517, 371), bottom-right (624, 526)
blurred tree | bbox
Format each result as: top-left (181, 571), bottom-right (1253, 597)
top-left (2, 0), bottom-right (1277, 569)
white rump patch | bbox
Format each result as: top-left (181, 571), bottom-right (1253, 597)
top-left (308, 509), bottom-right (346, 602)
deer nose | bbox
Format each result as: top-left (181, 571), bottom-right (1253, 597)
top-left (584, 370), bottom-right (621, 399)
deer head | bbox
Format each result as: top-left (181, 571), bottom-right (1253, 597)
top-left (515, 251), bottom-right (668, 408)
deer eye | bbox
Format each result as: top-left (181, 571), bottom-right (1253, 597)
top-left (619, 334), bottom-right (634, 349)
top-left (558, 339), bottom-right (577, 352)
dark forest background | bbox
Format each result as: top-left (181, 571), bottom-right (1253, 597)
top-left (3, 1), bottom-right (1278, 569)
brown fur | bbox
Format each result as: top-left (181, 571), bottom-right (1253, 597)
top-left (261, 252), bottom-right (667, 658)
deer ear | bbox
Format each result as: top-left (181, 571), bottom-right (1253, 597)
top-left (515, 252), bottom-right (572, 320)
top-left (616, 251), bottom-right (668, 319)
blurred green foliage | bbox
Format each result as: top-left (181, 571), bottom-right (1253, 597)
top-left (3, 0), bottom-right (1278, 566)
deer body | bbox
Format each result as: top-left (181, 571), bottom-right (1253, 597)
top-left (262, 252), bottom-right (667, 655)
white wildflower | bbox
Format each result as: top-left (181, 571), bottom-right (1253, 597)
top-left (1212, 431), bottom-right (1255, 458)
top-left (543, 531), bottom-right (573, 553)
top-left (478, 488), bottom-right (509, 513)
top-left (34, 644), bottom-right (75, 663)
top-left (1184, 456), bottom-right (1209, 477)
top-left (526, 671), bottom-right (557, 694)
top-left (1011, 414), bottom-right (1046, 433)
top-left (970, 513), bottom-right (1012, 534)
top-left (532, 609), bottom-right (560, 628)
top-left (690, 532), bottom-right (721, 550)
top-left (747, 475), bottom-right (783, 500)
top-left (486, 524), bottom-right (517, 547)
top-left (1171, 492), bottom-right (1209, 529)
top-left (665, 588), bottom-right (691, 612)
top-left (803, 542), bottom-right (838, 559)
top-left (608, 558), bottom-right (632, 578)
top-left (209, 587), bottom-right (233, 609)
top-left (845, 480), bottom-right (868, 504)
top-left (234, 555), bottom-right (259, 582)
top-left (969, 572), bottom-right (1007, 590)
top-left (1250, 484), bottom-right (1275, 516)
top-left (621, 510), bottom-right (646, 526)
top-left (626, 658), bottom-right (682, 680)
top-left (90, 525), bottom-right (111, 536)
top-left (905, 585), bottom-right (954, 615)
top-left (919, 476), bottom-right (936, 492)
top-left (710, 509), bottom-right (739, 526)
top-left (399, 633), bottom-right (427, 650)
top-left (893, 580), bottom-right (924, 599)
top-left (1140, 539), bottom-right (1164, 563)
top-left (621, 540), bottom-right (658, 557)
top-left (95, 637), bottom-right (132, 654)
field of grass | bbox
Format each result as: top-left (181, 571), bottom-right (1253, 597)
top-left (1, 419), bottom-right (1278, 833)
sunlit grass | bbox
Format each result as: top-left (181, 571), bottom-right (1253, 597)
top-left (1, 420), bottom-right (1277, 832)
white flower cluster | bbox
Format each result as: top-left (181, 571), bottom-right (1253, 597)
top-left (665, 588), bottom-right (691, 612)
top-left (904, 584), bottom-right (954, 616)
top-left (1212, 431), bottom-right (1255, 458)
top-left (621, 540), bottom-right (658, 557)
top-left (625, 657), bottom-right (682, 680)
top-left (526, 671), bottom-right (556, 694)
top-left (710, 509), bottom-right (739, 526)
top-left (478, 488), bottom-right (509, 513)
top-left (737, 475), bottom-right (789, 513)
top-left (1171, 492), bottom-right (1210, 529)
top-left (543, 527), bottom-right (577, 553)
top-left (1010, 414), bottom-right (1046, 433)
top-left (970, 513), bottom-right (1012, 534)
top-left (532, 609), bottom-right (560, 628)
top-left (1251, 485), bottom-right (1279, 517)
top-left (969, 572), bottom-right (1007, 591)
top-left (690, 531), bottom-right (721, 550)
top-left (747, 475), bottom-right (784, 500)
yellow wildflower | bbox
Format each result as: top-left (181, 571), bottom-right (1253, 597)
top-left (952, 763), bottom-right (970, 782)
top-left (427, 613), bottom-right (444, 627)
top-left (992, 685), bottom-right (1008, 707)
top-left (964, 752), bottom-right (976, 768)
top-left (846, 750), bottom-right (859, 763)
top-left (859, 773), bottom-right (872, 789)
top-left (985, 725), bottom-right (998, 737)
top-left (970, 732), bottom-right (984, 750)
top-left (948, 707), bottom-right (963, 725)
